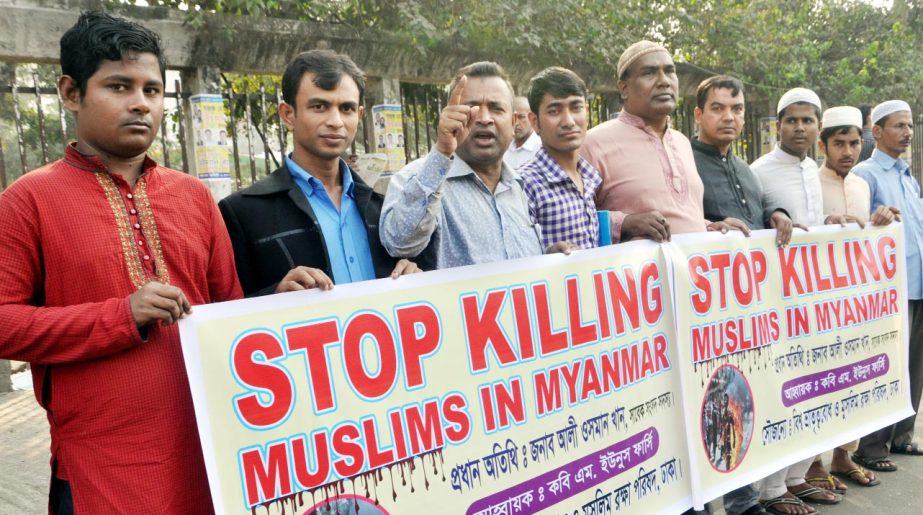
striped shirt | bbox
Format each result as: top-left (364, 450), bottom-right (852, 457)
top-left (520, 147), bottom-right (602, 248)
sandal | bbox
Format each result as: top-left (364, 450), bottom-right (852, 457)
top-left (853, 454), bottom-right (898, 472)
top-left (789, 485), bottom-right (842, 505)
top-left (760, 495), bottom-right (816, 515)
top-left (891, 442), bottom-right (923, 455)
top-left (805, 473), bottom-right (847, 494)
top-left (831, 467), bottom-right (880, 487)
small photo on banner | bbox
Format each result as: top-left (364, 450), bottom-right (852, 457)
top-left (371, 104), bottom-right (406, 174)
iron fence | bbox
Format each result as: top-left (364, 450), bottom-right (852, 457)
top-left (2, 62), bottom-right (919, 196)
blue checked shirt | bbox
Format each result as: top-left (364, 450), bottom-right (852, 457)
top-left (381, 150), bottom-right (544, 269)
top-left (519, 148), bottom-right (602, 249)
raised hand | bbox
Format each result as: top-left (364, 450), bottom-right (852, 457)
top-left (435, 75), bottom-right (480, 157)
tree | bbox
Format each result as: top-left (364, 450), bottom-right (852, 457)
top-left (108, 0), bottom-right (922, 109)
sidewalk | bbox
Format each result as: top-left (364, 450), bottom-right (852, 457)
top-left (2, 385), bottom-right (922, 514)
top-left (0, 389), bottom-right (49, 515)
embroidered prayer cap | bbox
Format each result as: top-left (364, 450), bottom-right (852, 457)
top-left (871, 100), bottom-right (912, 124)
top-left (822, 106), bottom-right (862, 129)
top-left (777, 87), bottom-right (821, 114)
top-left (617, 40), bottom-right (670, 80)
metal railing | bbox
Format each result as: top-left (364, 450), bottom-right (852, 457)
top-left (3, 62), bottom-right (917, 195)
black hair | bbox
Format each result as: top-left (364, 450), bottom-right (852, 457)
top-left (281, 49), bottom-right (366, 108)
top-left (778, 102), bottom-right (821, 120)
top-left (60, 11), bottom-right (166, 96)
top-left (695, 75), bottom-right (745, 110)
top-left (820, 125), bottom-right (861, 145)
top-left (858, 104), bottom-right (872, 126)
top-left (448, 61), bottom-right (515, 101)
top-left (526, 67), bottom-right (587, 114)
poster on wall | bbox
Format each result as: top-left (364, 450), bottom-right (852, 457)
top-left (758, 117), bottom-right (777, 158)
top-left (372, 104), bottom-right (407, 174)
top-left (190, 94), bottom-right (233, 200)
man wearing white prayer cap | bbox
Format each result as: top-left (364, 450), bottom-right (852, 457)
top-left (818, 106), bottom-right (899, 226)
top-left (752, 89), bottom-right (846, 511)
top-left (852, 100), bottom-right (923, 472)
top-left (804, 106), bottom-right (899, 491)
top-left (752, 88), bottom-right (827, 228)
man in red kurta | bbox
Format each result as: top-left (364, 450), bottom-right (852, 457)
top-left (0, 12), bottom-right (241, 513)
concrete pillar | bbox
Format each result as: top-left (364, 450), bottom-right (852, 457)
top-left (362, 76), bottom-right (404, 194)
top-left (180, 65), bottom-right (234, 200)
top-left (363, 76), bottom-right (402, 149)
top-left (0, 359), bottom-right (11, 393)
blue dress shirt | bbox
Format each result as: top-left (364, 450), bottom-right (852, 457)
top-left (286, 155), bottom-right (376, 284)
top-left (853, 149), bottom-right (923, 299)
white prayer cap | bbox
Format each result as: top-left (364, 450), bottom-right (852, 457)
top-left (777, 87), bottom-right (822, 114)
top-left (871, 100), bottom-right (912, 124)
top-left (822, 106), bottom-right (862, 129)
top-left (618, 40), bottom-right (670, 80)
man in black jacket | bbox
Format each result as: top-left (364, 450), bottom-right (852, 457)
top-left (219, 50), bottom-right (418, 297)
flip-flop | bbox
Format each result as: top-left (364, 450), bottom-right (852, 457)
top-left (760, 495), bottom-right (816, 515)
top-left (891, 442), bottom-right (923, 455)
top-left (853, 454), bottom-right (898, 472)
top-left (831, 467), bottom-right (881, 487)
top-left (805, 474), bottom-right (847, 494)
top-left (790, 485), bottom-right (842, 505)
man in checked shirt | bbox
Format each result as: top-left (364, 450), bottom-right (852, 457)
top-left (519, 67), bottom-right (603, 249)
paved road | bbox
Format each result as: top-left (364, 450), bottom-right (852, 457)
top-left (2, 388), bottom-right (922, 514)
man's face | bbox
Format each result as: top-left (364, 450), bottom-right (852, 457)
top-left (455, 76), bottom-right (514, 167)
top-left (532, 93), bottom-right (587, 155)
top-left (619, 51), bottom-right (678, 122)
top-left (820, 127), bottom-right (862, 177)
top-left (874, 111), bottom-right (914, 158)
top-left (64, 52), bottom-right (164, 159)
top-left (694, 87), bottom-right (745, 147)
top-left (280, 72), bottom-right (363, 162)
top-left (777, 103), bottom-right (819, 158)
top-left (512, 97), bottom-right (533, 143)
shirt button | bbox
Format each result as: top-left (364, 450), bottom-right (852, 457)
top-left (127, 193), bottom-right (133, 199)
top-left (130, 208), bottom-right (137, 215)
top-left (349, 256), bottom-right (355, 264)
top-left (138, 241), bottom-right (144, 246)
top-left (736, 184), bottom-right (741, 189)
top-left (742, 199), bottom-right (747, 204)
top-left (134, 223), bottom-right (141, 229)
top-left (143, 255), bottom-right (150, 261)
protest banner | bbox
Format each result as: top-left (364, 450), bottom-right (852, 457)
top-left (180, 241), bottom-right (693, 515)
top-left (667, 224), bottom-right (912, 508)
top-left (180, 225), bottom-right (910, 514)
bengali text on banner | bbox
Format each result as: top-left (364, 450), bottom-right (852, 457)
top-left (179, 224), bottom-right (909, 515)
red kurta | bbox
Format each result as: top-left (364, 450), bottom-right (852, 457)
top-left (0, 145), bottom-right (242, 513)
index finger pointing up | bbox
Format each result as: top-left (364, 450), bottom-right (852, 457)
top-left (449, 75), bottom-right (468, 106)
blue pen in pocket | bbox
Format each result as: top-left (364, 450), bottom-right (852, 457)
top-left (598, 211), bottom-right (612, 246)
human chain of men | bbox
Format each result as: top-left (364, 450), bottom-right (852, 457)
top-left (0, 8), bottom-right (917, 515)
